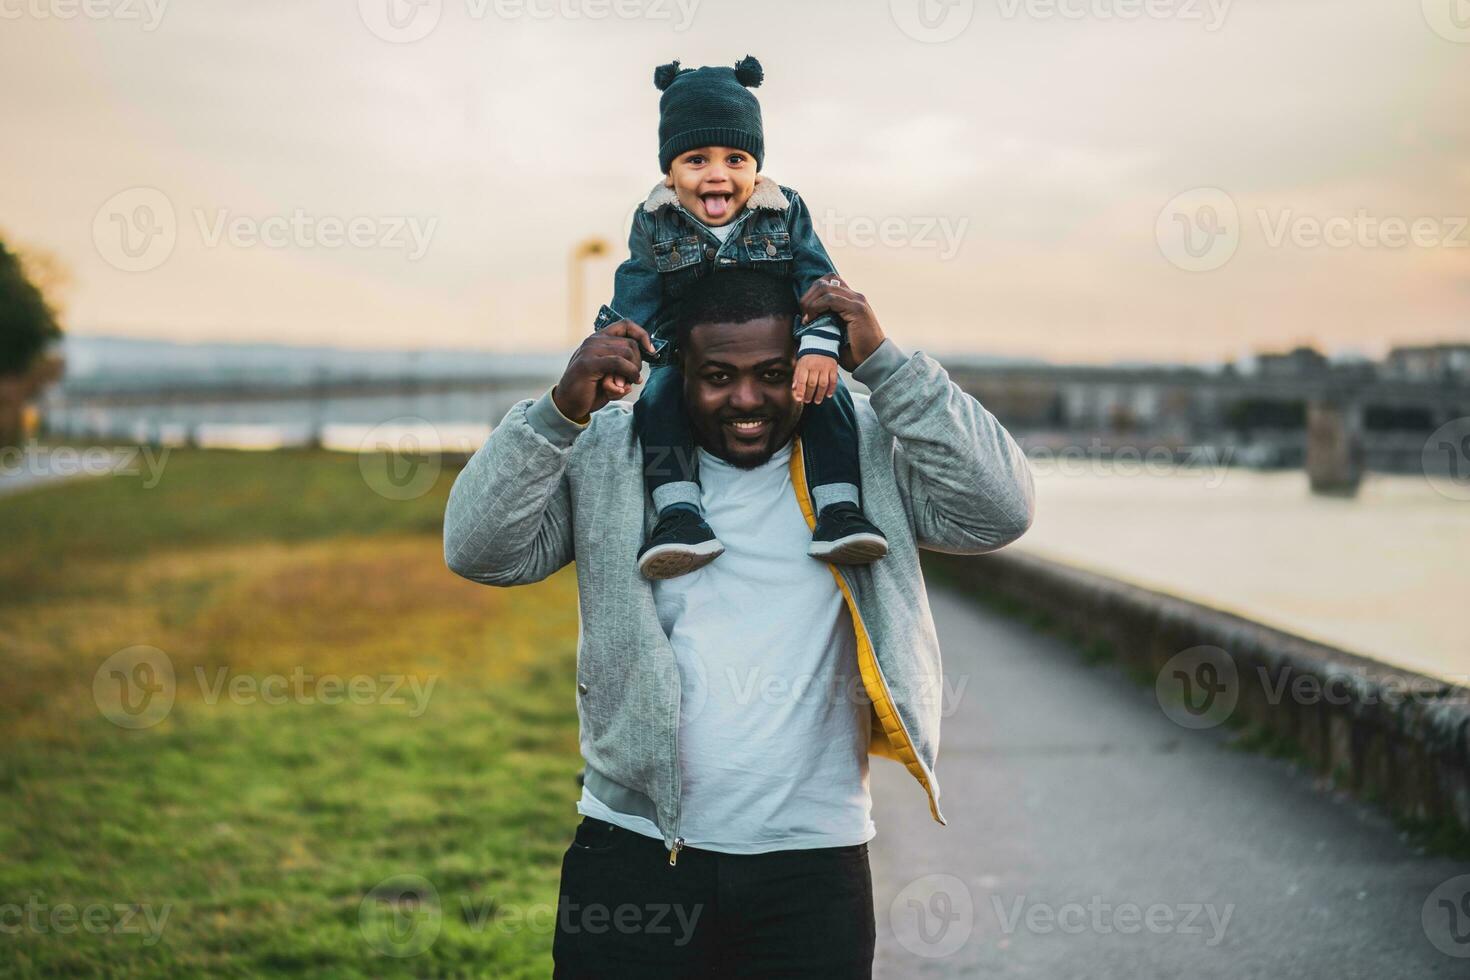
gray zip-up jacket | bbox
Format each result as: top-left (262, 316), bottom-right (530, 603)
top-left (443, 340), bottom-right (1036, 857)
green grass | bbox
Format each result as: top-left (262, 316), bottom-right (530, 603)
top-left (0, 449), bottom-right (584, 977)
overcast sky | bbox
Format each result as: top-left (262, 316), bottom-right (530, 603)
top-left (2, 0), bottom-right (1466, 364)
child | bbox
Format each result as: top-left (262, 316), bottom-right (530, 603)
top-left (593, 56), bottom-right (887, 581)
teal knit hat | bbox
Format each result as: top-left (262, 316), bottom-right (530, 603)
top-left (654, 56), bottom-right (765, 173)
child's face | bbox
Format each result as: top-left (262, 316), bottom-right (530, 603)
top-left (664, 146), bottom-right (757, 226)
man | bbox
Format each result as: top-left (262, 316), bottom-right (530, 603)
top-left (443, 270), bottom-right (1035, 977)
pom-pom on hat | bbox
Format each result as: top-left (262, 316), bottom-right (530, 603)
top-left (654, 56), bottom-right (765, 173)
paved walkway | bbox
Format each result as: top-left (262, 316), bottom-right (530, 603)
top-left (869, 585), bottom-right (1470, 978)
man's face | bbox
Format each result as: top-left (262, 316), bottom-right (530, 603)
top-left (680, 316), bottom-right (802, 469)
top-left (664, 146), bottom-right (757, 226)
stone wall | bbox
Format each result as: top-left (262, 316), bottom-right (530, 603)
top-left (926, 549), bottom-right (1470, 835)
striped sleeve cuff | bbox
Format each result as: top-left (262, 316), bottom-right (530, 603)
top-left (798, 335), bottom-right (842, 357)
top-left (525, 388), bottom-right (589, 448)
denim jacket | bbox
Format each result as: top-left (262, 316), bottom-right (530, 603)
top-left (594, 175), bottom-right (843, 363)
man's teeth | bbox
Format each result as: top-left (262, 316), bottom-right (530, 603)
top-left (729, 420), bottom-right (765, 431)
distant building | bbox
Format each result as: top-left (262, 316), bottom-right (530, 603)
top-left (1382, 344), bottom-right (1470, 385)
top-left (1255, 346), bottom-right (1330, 379)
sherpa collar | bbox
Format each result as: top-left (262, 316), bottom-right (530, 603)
top-left (641, 174), bottom-right (788, 213)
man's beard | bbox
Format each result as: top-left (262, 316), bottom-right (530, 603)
top-left (698, 416), bottom-right (796, 470)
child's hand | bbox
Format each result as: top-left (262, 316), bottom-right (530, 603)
top-left (793, 353), bottom-right (839, 405)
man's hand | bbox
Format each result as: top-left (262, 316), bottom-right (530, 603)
top-left (798, 276), bottom-right (886, 373)
top-left (792, 353), bottom-right (839, 404)
top-left (551, 320), bottom-right (656, 421)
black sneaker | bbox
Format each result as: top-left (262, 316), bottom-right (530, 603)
top-left (638, 508), bottom-right (724, 580)
top-left (808, 503), bottom-right (888, 564)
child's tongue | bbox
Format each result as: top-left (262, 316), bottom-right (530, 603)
top-left (702, 194), bottom-right (729, 219)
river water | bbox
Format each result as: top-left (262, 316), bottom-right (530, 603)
top-left (1015, 466), bottom-right (1468, 683)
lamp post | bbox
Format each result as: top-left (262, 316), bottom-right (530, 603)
top-left (568, 237), bottom-right (610, 346)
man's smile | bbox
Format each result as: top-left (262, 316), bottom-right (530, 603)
top-left (723, 417), bottom-right (771, 441)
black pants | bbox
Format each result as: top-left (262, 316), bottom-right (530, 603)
top-left (635, 364), bottom-right (862, 505)
top-left (552, 817), bottom-right (875, 979)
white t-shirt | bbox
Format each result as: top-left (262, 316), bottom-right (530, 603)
top-left (700, 217), bottom-right (738, 243)
top-left (577, 441), bottom-right (875, 853)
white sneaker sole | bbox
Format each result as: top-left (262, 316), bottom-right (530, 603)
top-left (808, 532), bottom-right (889, 564)
top-left (638, 538), bottom-right (725, 580)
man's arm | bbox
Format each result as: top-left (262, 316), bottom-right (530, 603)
top-left (443, 322), bottom-right (653, 585)
top-left (802, 279), bottom-right (1036, 554)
